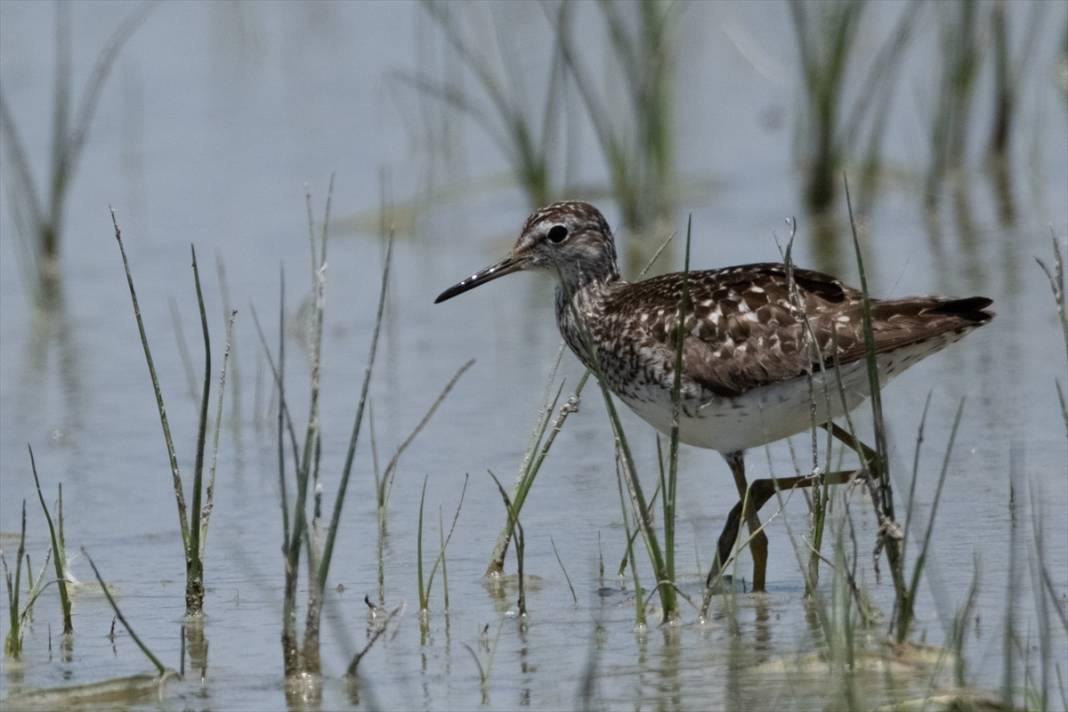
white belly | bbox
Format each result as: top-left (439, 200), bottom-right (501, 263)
top-left (619, 338), bottom-right (954, 453)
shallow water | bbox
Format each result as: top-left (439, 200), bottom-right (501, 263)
top-left (1, 2), bottom-right (1066, 710)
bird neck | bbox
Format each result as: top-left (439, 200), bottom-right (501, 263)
top-left (552, 257), bottom-right (622, 298)
top-left (553, 266), bottom-right (622, 370)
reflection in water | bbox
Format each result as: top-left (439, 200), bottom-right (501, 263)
top-left (724, 622), bottom-right (744, 712)
top-left (517, 621), bottom-right (531, 707)
top-left (283, 673), bottom-right (322, 712)
top-left (657, 625), bottom-right (682, 712)
top-left (60, 633), bottom-right (73, 674)
top-left (752, 595), bottom-right (771, 656)
top-left (987, 158), bottom-right (1017, 227)
top-left (18, 293), bottom-right (85, 450)
top-left (183, 619), bottom-right (209, 697)
top-left (635, 626), bottom-right (648, 712)
top-left (576, 619), bottom-right (604, 710)
top-left (953, 181), bottom-right (987, 286)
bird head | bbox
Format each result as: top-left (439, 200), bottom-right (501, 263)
top-left (434, 201), bottom-right (620, 304)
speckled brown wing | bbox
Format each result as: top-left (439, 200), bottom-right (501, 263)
top-left (606, 263), bottom-right (992, 397)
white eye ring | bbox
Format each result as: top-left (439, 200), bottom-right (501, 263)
top-left (547, 225), bottom-right (569, 243)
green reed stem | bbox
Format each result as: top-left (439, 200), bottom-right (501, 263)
top-left (426, 474), bottom-right (468, 609)
top-left (901, 391), bottom-right (934, 566)
top-left (377, 358), bottom-right (474, 514)
top-left (550, 536), bottom-right (578, 605)
top-left (27, 445), bottom-right (72, 635)
top-left (83, 548), bottom-right (166, 676)
top-left (615, 450), bottom-right (645, 627)
top-left (320, 235), bottom-right (393, 592)
top-left (111, 208), bottom-right (190, 555)
top-left (3, 500), bottom-right (27, 657)
top-left (904, 398), bottom-right (966, 635)
top-left (186, 244), bottom-right (211, 615)
top-left (417, 475), bottom-right (429, 612)
top-left (663, 214), bottom-right (691, 600)
top-left (844, 176), bottom-right (910, 641)
top-left (200, 309), bottom-right (236, 559)
top-left (488, 470), bottom-right (526, 616)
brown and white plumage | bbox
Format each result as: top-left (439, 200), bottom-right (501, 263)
top-left (436, 200), bottom-right (993, 451)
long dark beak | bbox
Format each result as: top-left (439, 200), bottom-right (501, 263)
top-left (434, 255), bottom-right (525, 303)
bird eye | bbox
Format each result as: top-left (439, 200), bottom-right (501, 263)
top-left (547, 225), bottom-right (569, 244)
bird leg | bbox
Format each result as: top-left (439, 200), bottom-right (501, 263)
top-left (722, 451), bottom-right (769, 593)
top-left (824, 423), bottom-right (882, 478)
top-left (708, 424), bottom-right (878, 591)
top-left (708, 468), bottom-right (862, 589)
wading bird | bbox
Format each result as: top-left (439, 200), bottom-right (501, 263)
top-left (435, 201), bottom-right (992, 591)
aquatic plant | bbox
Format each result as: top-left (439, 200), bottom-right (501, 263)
top-left (0, 3), bottom-right (150, 307)
top-left (924, 0), bottom-right (983, 209)
top-left (789, 0), bottom-right (917, 213)
top-left (252, 185), bottom-right (472, 678)
top-left (27, 445), bottom-right (72, 635)
top-left (112, 212), bottom-right (233, 617)
top-left (400, 1), bottom-right (566, 207)
top-left (407, 1), bottom-right (678, 272)
top-left (551, 0), bottom-right (678, 271)
top-left (416, 474), bottom-right (467, 616)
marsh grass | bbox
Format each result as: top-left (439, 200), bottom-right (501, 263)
top-left (81, 548), bottom-right (167, 678)
top-left (375, 359), bottom-right (475, 527)
top-left (253, 185), bottom-right (370, 678)
top-left (403, 1), bottom-right (566, 207)
top-left (789, 0), bottom-right (917, 214)
top-left (2, 501), bottom-right (28, 657)
top-left (379, 359), bottom-right (473, 616)
top-left (549, 536), bottom-right (577, 606)
top-left (112, 212), bottom-right (229, 617)
top-left (551, 0), bottom-right (677, 270)
top-left (1, 496), bottom-right (59, 656)
top-left (0, 2), bottom-right (150, 307)
top-left (417, 474), bottom-right (468, 615)
top-left (487, 471), bottom-right (526, 617)
top-left (27, 445), bottom-right (72, 635)
top-left (463, 619), bottom-right (504, 705)
top-left (924, 0), bottom-right (982, 209)
top-left (662, 215), bottom-right (692, 596)
top-left (168, 298), bottom-right (199, 402)
top-left (986, 0), bottom-right (1044, 162)
top-left (346, 602), bottom-right (404, 677)
top-left (840, 177), bottom-right (913, 641)
top-left (485, 351), bottom-right (585, 576)
top-left (408, 2), bottom-right (677, 271)
top-left (416, 477), bottom-right (429, 620)
top-left (897, 399), bottom-right (966, 643)
top-left (215, 255), bottom-right (244, 433)
top-left (1036, 231), bottom-right (1068, 434)
top-left (256, 185), bottom-right (471, 677)
top-left (614, 448), bottom-right (646, 628)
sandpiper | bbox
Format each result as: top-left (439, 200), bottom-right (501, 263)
top-left (435, 201), bottom-right (993, 591)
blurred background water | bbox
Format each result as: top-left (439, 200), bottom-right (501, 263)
top-left (1, 1), bottom-right (1066, 709)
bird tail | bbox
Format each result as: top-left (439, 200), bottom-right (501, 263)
top-left (923, 296), bottom-right (995, 324)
